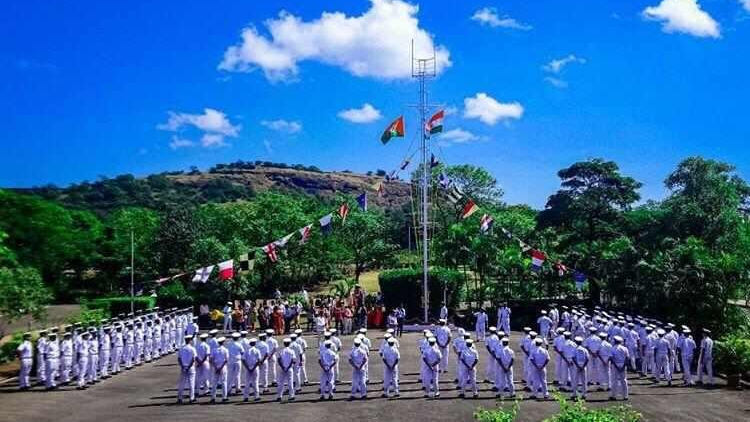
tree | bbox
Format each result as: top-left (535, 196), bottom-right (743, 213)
top-left (537, 159), bottom-right (642, 303)
top-left (338, 209), bottom-right (397, 282)
top-left (0, 266), bottom-right (52, 338)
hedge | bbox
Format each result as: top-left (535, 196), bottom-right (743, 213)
top-left (379, 267), bottom-right (464, 319)
top-left (0, 332), bottom-right (24, 364)
top-left (83, 296), bottom-right (156, 316)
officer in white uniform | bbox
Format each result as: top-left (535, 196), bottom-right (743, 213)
top-left (144, 320), bottom-right (153, 363)
top-left (583, 326), bottom-right (601, 387)
top-left (459, 338), bottom-right (479, 398)
top-left (439, 302), bottom-right (448, 321)
top-left (177, 334), bottom-right (197, 403)
top-left (242, 337), bottom-right (263, 402)
top-left (99, 327), bottom-right (111, 378)
top-left (196, 333), bottom-right (211, 395)
top-left (112, 324), bottom-right (124, 374)
top-left (435, 319), bottom-right (451, 373)
top-left (381, 337), bottom-right (400, 398)
top-left (484, 327), bottom-right (499, 386)
top-left (349, 337), bottom-right (368, 400)
top-left (210, 337), bottom-right (229, 403)
top-left (134, 322), bottom-right (144, 365)
top-left (319, 340), bottom-right (338, 400)
top-left (496, 337), bottom-right (515, 398)
top-left (356, 329), bottom-right (371, 383)
top-left (294, 329), bottom-right (309, 385)
top-left (597, 332), bottom-right (612, 390)
top-left (330, 329), bottom-right (343, 384)
top-left (226, 332), bottom-right (243, 395)
top-left (265, 329), bottom-right (279, 386)
top-left (570, 336), bottom-right (590, 400)
top-left (276, 338), bottom-right (297, 402)
top-left (610, 336), bottom-right (629, 400)
top-left (16, 333), bottom-right (34, 390)
top-left (474, 309), bottom-right (488, 341)
top-left (642, 326), bottom-right (656, 377)
top-left (256, 332), bottom-right (270, 392)
top-left (698, 328), bottom-right (713, 386)
top-left (654, 329), bottom-right (672, 385)
top-left (552, 328), bottom-right (566, 386)
top-left (529, 337), bottom-right (550, 399)
top-left (497, 303), bottom-right (511, 334)
top-left (76, 332), bottom-right (90, 389)
top-left (87, 329), bottom-right (99, 383)
top-left (537, 311), bottom-right (553, 342)
top-left (124, 323), bottom-right (135, 369)
top-left (44, 333), bottom-right (60, 390)
top-left (289, 333), bottom-right (304, 392)
top-left (222, 302), bottom-right (233, 331)
top-left (681, 328), bottom-right (697, 385)
top-left (520, 327), bottom-right (532, 384)
top-left (36, 330), bottom-right (48, 386)
top-left (423, 337), bottom-right (442, 398)
top-left (451, 328), bottom-right (466, 387)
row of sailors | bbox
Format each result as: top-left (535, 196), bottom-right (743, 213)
top-left (15, 307), bottom-right (195, 390)
top-left (535, 308), bottom-right (715, 387)
top-left (176, 327), bottom-right (386, 403)
top-left (430, 317), bottom-right (714, 402)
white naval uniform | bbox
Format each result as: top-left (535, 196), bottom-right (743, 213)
top-left (319, 347), bottom-right (338, 398)
top-left (17, 340), bottom-right (33, 388)
top-left (210, 345), bottom-right (229, 401)
top-left (242, 346), bottom-right (262, 400)
top-left (276, 346), bottom-right (297, 399)
top-left (460, 346), bottom-right (479, 396)
top-left (177, 343), bottom-right (197, 402)
top-left (349, 346), bottom-right (368, 398)
top-left (382, 344), bottom-right (400, 395)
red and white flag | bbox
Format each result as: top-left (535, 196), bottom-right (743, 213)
top-left (425, 109), bottom-right (444, 136)
top-left (531, 250), bottom-right (546, 272)
top-left (218, 259), bottom-right (234, 280)
top-left (298, 224), bottom-right (312, 245)
top-left (263, 243), bottom-right (278, 263)
top-left (460, 199), bottom-right (480, 219)
top-left (338, 202), bottom-right (350, 223)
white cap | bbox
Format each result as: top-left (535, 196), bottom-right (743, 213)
top-left (217, 336), bottom-right (226, 343)
top-left (231, 332), bottom-right (240, 339)
top-left (283, 337), bottom-right (292, 344)
top-left (294, 329), bottom-right (303, 335)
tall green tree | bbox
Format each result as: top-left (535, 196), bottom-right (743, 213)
top-left (337, 209), bottom-right (397, 281)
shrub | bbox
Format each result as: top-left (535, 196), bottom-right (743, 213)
top-left (715, 334), bottom-right (750, 375)
top-left (474, 395), bottom-right (642, 422)
top-left (379, 267), bottom-right (464, 318)
top-left (83, 296), bottom-right (156, 316)
top-left (0, 332), bottom-right (24, 364)
top-left (65, 308), bottom-right (109, 327)
top-left (157, 281), bottom-right (192, 309)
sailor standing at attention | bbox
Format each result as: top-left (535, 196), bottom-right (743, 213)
top-left (16, 333), bottom-right (34, 390)
top-left (319, 340), bottom-right (338, 401)
top-left (435, 319), bottom-right (452, 373)
top-left (381, 337), bottom-right (400, 398)
top-left (459, 338), bottom-right (479, 398)
top-left (177, 335), bottom-right (197, 404)
top-left (276, 338), bottom-right (297, 402)
top-left (210, 337), bottom-right (229, 403)
top-left (242, 337), bottom-right (263, 402)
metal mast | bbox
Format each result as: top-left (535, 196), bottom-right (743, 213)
top-left (411, 41), bottom-right (436, 324)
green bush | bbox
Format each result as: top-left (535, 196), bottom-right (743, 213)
top-left (65, 308), bottom-right (109, 327)
top-left (379, 267), bottom-right (464, 318)
top-left (474, 395), bottom-right (642, 422)
top-left (83, 296), bottom-right (156, 316)
top-left (0, 332), bottom-right (24, 364)
top-left (157, 281), bottom-right (192, 309)
top-left (715, 334), bottom-right (750, 375)
top-left (545, 395), bottom-right (642, 422)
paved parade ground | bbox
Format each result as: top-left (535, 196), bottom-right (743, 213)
top-left (1, 330), bottom-right (748, 422)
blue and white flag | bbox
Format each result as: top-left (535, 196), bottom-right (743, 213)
top-left (574, 271), bottom-right (587, 291)
top-left (319, 213), bottom-right (333, 236)
top-left (356, 192), bottom-right (367, 212)
top-left (480, 214), bottom-right (494, 234)
top-left (438, 172), bottom-right (451, 189)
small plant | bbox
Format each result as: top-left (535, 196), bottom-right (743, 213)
top-left (474, 400), bottom-right (519, 422)
top-left (545, 394), bottom-right (642, 422)
top-left (715, 334), bottom-right (750, 376)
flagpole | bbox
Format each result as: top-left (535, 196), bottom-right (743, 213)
top-left (130, 228), bottom-right (135, 314)
top-left (411, 41), bottom-right (435, 324)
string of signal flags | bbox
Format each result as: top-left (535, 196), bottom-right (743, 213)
top-left (146, 110), bottom-right (589, 291)
top-left (377, 110), bottom-right (592, 291)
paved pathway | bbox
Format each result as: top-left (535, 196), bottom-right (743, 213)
top-left (0, 331), bottom-right (747, 422)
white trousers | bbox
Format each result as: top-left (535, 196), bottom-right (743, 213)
top-left (77, 358), bottom-right (89, 387)
top-left (682, 354), bottom-right (694, 384)
top-left (178, 368), bottom-right (196, 401)
top-left (610, 366), bottom-right (628, 399)
top-left (570, 367), bottom-right (587, 398)
top-left (19, 358), bottom-right (32, 388)
top-left (383, 365), bottom-right (399, 394)
top-left (277, 368), bottom-right (295, 399)
top-left (698, 356), bottom-right (713, 384)
top-left (211, 367), bottom-right (228, 400)
top-left (243, 367), bottom-right (260, 400)
top-left (351, 368), bottom-right (367, 397)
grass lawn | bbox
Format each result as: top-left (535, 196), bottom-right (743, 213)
top-left (358, 270), bottom-right (380, 293)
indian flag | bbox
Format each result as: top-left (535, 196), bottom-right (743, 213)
top-left (425, 110), bottom-right (444, 135)
top-left (381, 116), bottom-right (405, 144)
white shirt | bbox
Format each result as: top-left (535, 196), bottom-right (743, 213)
top-left (17, 340), bottom-right (33, 359)
top-left (435, 326), bottom-right (451, 348)
top-left (382, 344), bottom-right (400, 367)
top-left (350, 346), bottom-right (368, 368)
top-left (178, 344), bottom-right (197, 368)
top-left (227, 341), bottom-right (243, 362)
top-left (530, 347), bottom-right (550, 368)
top-left (45, 340), bottom-right (60, 359)
top-left (682, 336), bottom-right (697, 356)
top-left (277, 347), bottom-right (296, 371)
top-left (700, 337), bottom-right (713, 358)
top-left (611, 344), bottom-right (629, 369)
top-left (211, 346), bottom-right (229, 368)
top-left (460, 346), bottom-right (479, 368)
top-left (61, 339), bottom-right (73, 358)
top-left (243, 346), bottom-right (262, 369)
top-left (319, 347), bottom-right (337, 370)
top-left (475, 312), bottom-right (488, 326)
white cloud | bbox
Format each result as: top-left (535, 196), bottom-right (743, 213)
top-left (437, 128), bottom-right (480, 144)
top-left (218, 0), bottom-right (451, 82)
top-left (544, 76), bottom-right (568, 88)
top-left (642, 0), bottom-right (720, 38)
top-left (169, 136), bottom-right (196, 150)
top-left (443, 105), bottom-right (459, 116)
top-left (260, 119), bottom-right (302, 134)
top-left (159, 108), bottom-right (240, 149)
top-left (201, 133), bottom-right (228, 148)
top-left (263, 139), bottom-right (273, 153)
top-left (337, 103), bottom-right (382, 123)
top-left (741, 0), bottom-right (750, 12)
top-left (471, 7), bottom-right (532, 30)
top-left (158, 108), bottom-right (240, 136)
top-left (463, 93), bottom-right (524, 126)
top-left (542, 55), bottom-right (586, 74)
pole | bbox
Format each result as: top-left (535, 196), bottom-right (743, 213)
top-left (420, 72), bottom-right (429, 324)
top-left (130, 228), bottom-right (134, 314)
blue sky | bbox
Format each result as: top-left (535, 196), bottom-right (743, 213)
top-left (2, 0), bottom-right (749, 208)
